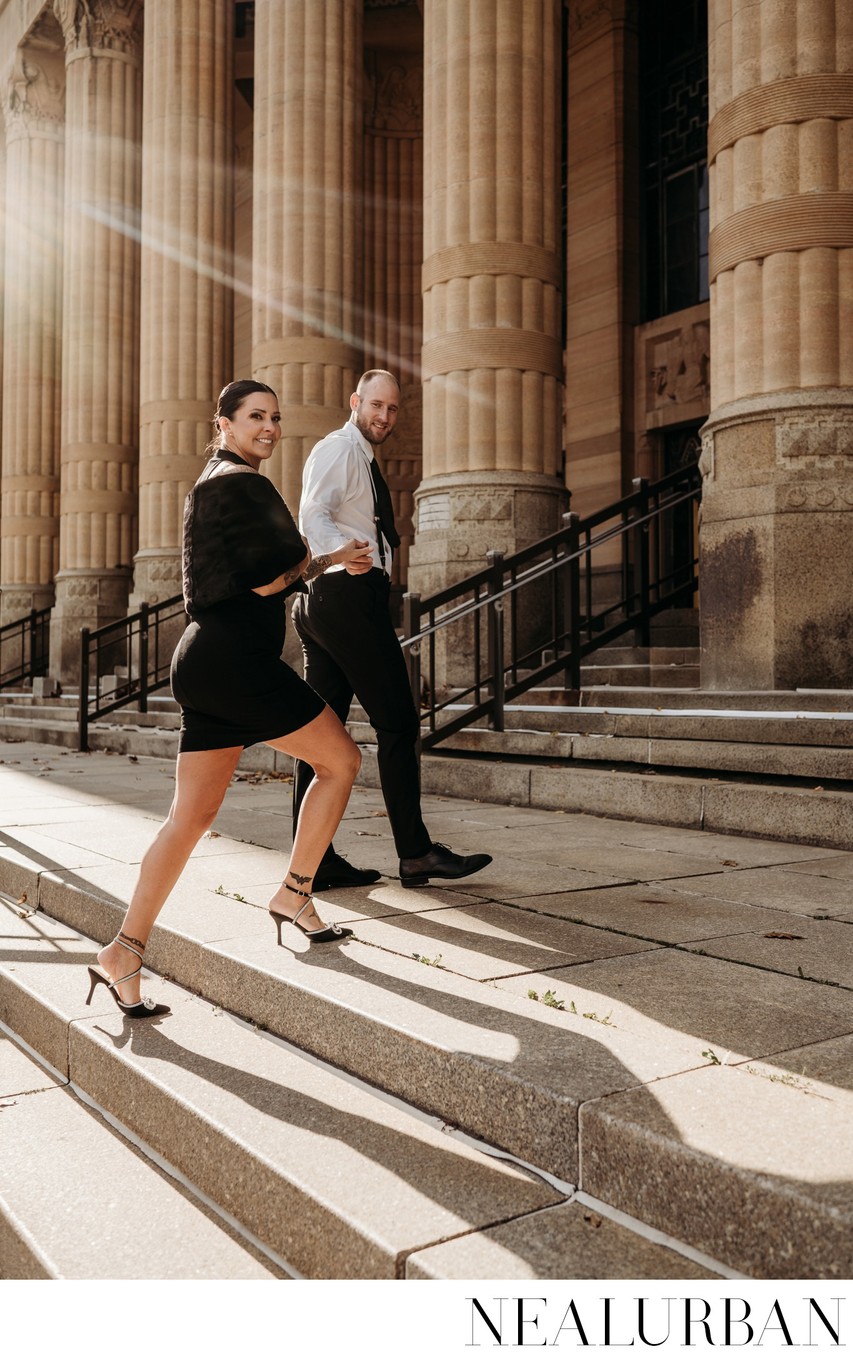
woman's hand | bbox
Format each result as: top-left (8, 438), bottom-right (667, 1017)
top-left (336, 538), bottom-right (373, 575)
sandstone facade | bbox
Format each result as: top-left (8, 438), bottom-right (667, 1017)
top-left (0, 0), bottom-right (850, 689)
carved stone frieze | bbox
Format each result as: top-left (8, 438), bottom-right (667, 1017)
top-left (454, 494), bottom-right (513, 522)
top-left (366, 51), bottom-right (422, 133)
top-left (781, 482), bottom-right (853, 511)
top-left (645, 320), bottom-right (710, 415)
top-left (54, 0), bottom-right (142, 56)
top-left (2, 46), bottom-right (65, 135)
top-left (776, 413), bottom-right (853, 469)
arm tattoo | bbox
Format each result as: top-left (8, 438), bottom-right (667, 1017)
top-left (280, 561), bottom-right (307, 588)
top-left (302, 553), bottom-right (334, 582)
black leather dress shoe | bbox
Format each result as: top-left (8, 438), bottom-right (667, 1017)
top-left (312, 852), bottom-right (382, 891)
top-left (399, 842), bottom-right (493, 888)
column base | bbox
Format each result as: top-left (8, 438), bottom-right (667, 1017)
top-left (49, 570), bottom-right (132, 686)
top-left (699, 391), bottom-right (853, 690)
top-left (408, 471), bottom-right (568, 594)
top-left (407, 471), bottom-right (568, 688)
top-left (0, 585), bottom-right (55, 627)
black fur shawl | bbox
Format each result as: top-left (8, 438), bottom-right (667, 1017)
top-left (182, 463), bottom-right (306, 613)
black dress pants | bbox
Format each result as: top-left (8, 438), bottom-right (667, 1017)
top-left (291, 568), bottom-right (431, 860)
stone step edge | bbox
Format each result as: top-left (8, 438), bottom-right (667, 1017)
top-left (0, 928), bottom-right (737, 1283)
top-left (0, 866), bottom-right (593, 1185)
top-left (2, 718), bottom-right (852, 849)
top-left (0, 1021), bottom-right (286, 1281)
top-left (380, 751), bottom-right (853, 852)
top-left (0, 947), bottom-right (565, 1279)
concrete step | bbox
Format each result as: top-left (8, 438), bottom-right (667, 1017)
top-left (0, 899), bottom-right (709, 1281)
top-left (2, 787), bottom-right (852, 1279)
top-left (580, 665), bottom-right (701, 688)
top-left (585, 646), bottom-right (701, 666)
top-left (0, 1032), bottom-right (280, 1280)
top-left (404, 725), bottom-right (853, 783)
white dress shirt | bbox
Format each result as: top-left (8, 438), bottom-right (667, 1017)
top-left (299, 416), bottom-right (392, 573)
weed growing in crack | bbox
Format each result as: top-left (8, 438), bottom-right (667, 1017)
top-left (528, 988), bottom-right (566, 1010)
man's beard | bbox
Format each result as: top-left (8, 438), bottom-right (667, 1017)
top-left (353, 409), bottom-right (391, 444)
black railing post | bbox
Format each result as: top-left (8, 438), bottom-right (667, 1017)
top-left (79, 628), bottom-right (90, 752)
top-left (402, 590), bottom-right (422, 711)
top-left (564, 513), bottom-right (581, 692)
top-left (486, 550), bottom-right (505, 732)
top-left (632, 477), bottom-right (651, 648)
top-left (28, 609), bottom-right (38, 678)
top-left (138, 603), bottom-right (149, 714)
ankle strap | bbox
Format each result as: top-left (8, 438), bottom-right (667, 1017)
top-left (114, 933), bottom-right (144, 962)
top-left (285, 879), bottom-right (312, 900)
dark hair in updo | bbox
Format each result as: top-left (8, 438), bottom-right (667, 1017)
top-left (205, 379), bottom-right (279, 454)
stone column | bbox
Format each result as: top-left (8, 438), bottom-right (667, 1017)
top-left (363, 38), bottom-right (424, 588)
top-left (0, 38), bottom-right (65, 628)
top-left (252, 0), bottom-right (363, 514)
top-left (564, 0), bottom-right (639, 607)
top-left (49, 0), bottom-right (142, 680)
top-left (411, 0), bottom-right (566, 603)
top-left (701, 0), bottom-right (853, 688)
top-left (132, 1), bottom-right (234, 608)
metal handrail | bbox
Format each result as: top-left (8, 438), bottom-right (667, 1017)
top-left (0, 607), bottom-right (51, 689)
top-left (401, 466), bottom-right (702, 748)
top-left (78, 593), bottom-right (184, 751)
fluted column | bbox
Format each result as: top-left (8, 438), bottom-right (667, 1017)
top-left (363, 40), bottom-right (424, 587)
top-left (132, 1), bottom-right (234, 608)
top-left (49, 0), bottom-right (142, 680)
top-left (564, 0), bottom-right (639, 608)
top-left (0, 40), bottom-right (65, 628)
top-left (701, 0), bottom-right (853, 688)
top-left (252, 0), bottom-right (363, 514)
top-left (411, 0), bottom-right (566, 604)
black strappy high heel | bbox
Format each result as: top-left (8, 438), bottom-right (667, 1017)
top-left (269, 883), bottom-right (353, 945)
top-left (85, 933), bottom-right (171, 1018)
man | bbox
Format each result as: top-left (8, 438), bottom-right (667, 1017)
top-left (291, 369), bottom-right (492, 890)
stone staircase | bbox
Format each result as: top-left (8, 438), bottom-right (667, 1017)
top-left (1, 723), bottom-right (851, 1280)
top-left (2, 635), bottom-right (851, 851)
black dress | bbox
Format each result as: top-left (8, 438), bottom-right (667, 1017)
top-left (170, 451), bottom-right (325, 752)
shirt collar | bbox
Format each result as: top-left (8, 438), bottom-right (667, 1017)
top-left (347, 413), bottom-right (375, 460)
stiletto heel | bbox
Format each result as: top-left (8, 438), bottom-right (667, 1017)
top-left (269, 882), bottom-right (353, 945)
top-left (85, 934), bottom-right (170, 1018)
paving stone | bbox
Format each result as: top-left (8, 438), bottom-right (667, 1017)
top-left (514, 840), bottom-right (741, 881)
top-left (350, 901), bottom-right (653, 981)
top-left (456, 853), bottom-right (624, 898)
top-left (785, 853), bottom-right (853, 882)
top-left (683, 917), bottom-right (853, 989)
top-left (494, 947), bottom-right (853, 1064)
top-left (68, 994), bottom-right (560, 1279)
top-left (580, 1055), bottom-right (853, 1277)
top-left (0, 1082), bottom-right (278, 1279)
top-left (659, 865), bottom-right (853, 919)
top-left (0, 1034), bottom-right (60, 1099)
top-left (590, 823), bottom-right (839, 868)
top-left (406, 1199), bottom-right (716, 1280)
top-left (510, 881), bottom-right (805, 944)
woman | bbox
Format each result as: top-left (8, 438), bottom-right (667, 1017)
top-left (85, 380), bottom-right (373, 1018)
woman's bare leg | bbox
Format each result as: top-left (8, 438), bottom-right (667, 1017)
top-left (265, 706), bottom-right (360, 932)
top-left (97, 746), bottom-right (242, 1002)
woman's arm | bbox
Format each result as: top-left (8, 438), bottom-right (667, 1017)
top-left (251, 538), bottom-right (372, 595)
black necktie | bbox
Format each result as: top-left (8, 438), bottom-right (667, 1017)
top-left (369, 458), bottom-right (400, 550)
